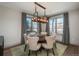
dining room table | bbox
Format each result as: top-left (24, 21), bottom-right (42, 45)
top-left (38, 35), bottom-right (47, 43)
top-left (37, 34), bottom-right (47, 51)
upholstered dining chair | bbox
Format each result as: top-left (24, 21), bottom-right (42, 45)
top-left (42, 36), bottom-right (55, 56)
top-left (27, 36), bottom-right (41, 56)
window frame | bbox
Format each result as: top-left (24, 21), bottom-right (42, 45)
top-left (49, 15), bottom-right (64, 35)
top-left (26, 15), bottom-right (38, 32)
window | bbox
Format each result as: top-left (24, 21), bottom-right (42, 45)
top-left (32, 22), bottom-right (38, 32)
top-left (49, 18), bottom-right (53, 34)
top-left (25, 16), bottom-right (38, 32)
top-left (26, 17), bottom-right (32, 31)
top-left (57, 17), bottom-right (63, 34)
top-left (49, 15), bottom-right (64, 35)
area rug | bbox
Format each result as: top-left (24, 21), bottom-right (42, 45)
top-left (10, 43), bottom-right (67, 56)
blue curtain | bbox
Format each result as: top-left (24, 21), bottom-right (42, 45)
top-left (38, 23), bottom-right (41, 34)
top-left (63, 13), bottom-right (70, 44)
top-left (46, 17), bottom-right (49, 35)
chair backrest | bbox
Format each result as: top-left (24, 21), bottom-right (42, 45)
top-left (45, 36), bottom-right (55, 48)
top-left (27, 36), bottom-right (39, 50)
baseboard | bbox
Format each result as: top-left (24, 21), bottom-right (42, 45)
top-left (4, 43), bottom-right (22, 50)
top-left (70, 43), bottom-right (79, 47)
top-left (56, 40), bottom-right (79, 47)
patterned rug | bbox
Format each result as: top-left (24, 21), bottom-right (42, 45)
top-left (10, 43), bottom-right (67, 56)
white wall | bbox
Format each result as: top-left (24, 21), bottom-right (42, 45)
top-left (0, 6), bottom-right (21, 48)
top-left (69, 9), bottom-right (79, 46)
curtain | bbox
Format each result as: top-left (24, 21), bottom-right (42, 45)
top-left (38, 23), bottom-right (41, 34)
top-left (46, 17), bottom-right (49, 35)
top-left (63, 13), bottom-right (70, 44)
top-left (21, 12), bottom-right (26, 44)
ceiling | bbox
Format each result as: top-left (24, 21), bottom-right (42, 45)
top-left (0, 2), bottom-right (79, 16)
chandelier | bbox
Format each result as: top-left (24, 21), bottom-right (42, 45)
top-left (32, 2), bottom-right (48, 23)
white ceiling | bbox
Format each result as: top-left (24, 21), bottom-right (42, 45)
top-left (0, 2), bottom-right (79, 16)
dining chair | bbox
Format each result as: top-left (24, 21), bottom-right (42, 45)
top-left (42, 36), bottom-right (55, 56)
top-left (27, 36), bottom-right (41, 56)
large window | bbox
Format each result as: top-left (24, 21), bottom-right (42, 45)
top-left (25, 16), bottom-right (38, 32)
top-left (49, 15), bottom-right (64, 35)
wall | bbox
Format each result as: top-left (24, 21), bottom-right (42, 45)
top-left (69, 9), bottom-right (79, 45)
top-left (0, 6), bottom-right (21, 48)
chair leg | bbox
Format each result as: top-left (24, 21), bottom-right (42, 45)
top-left (54, 43), bottom-right (57, 49)
top-left (28, 50), bottom-right (30, 56)
top-left (55, 43), bottom-right (57, 49)
top-left (24, 45), bottom-right (27, 51)
top-left (46, 50), bottom-right (49, 56)
top-left (39, 48), bottom-right (41, 52)
top-left (35, 51), bottom-right (37, 56)
top-left (52, 48), bottom-right (55, 56)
